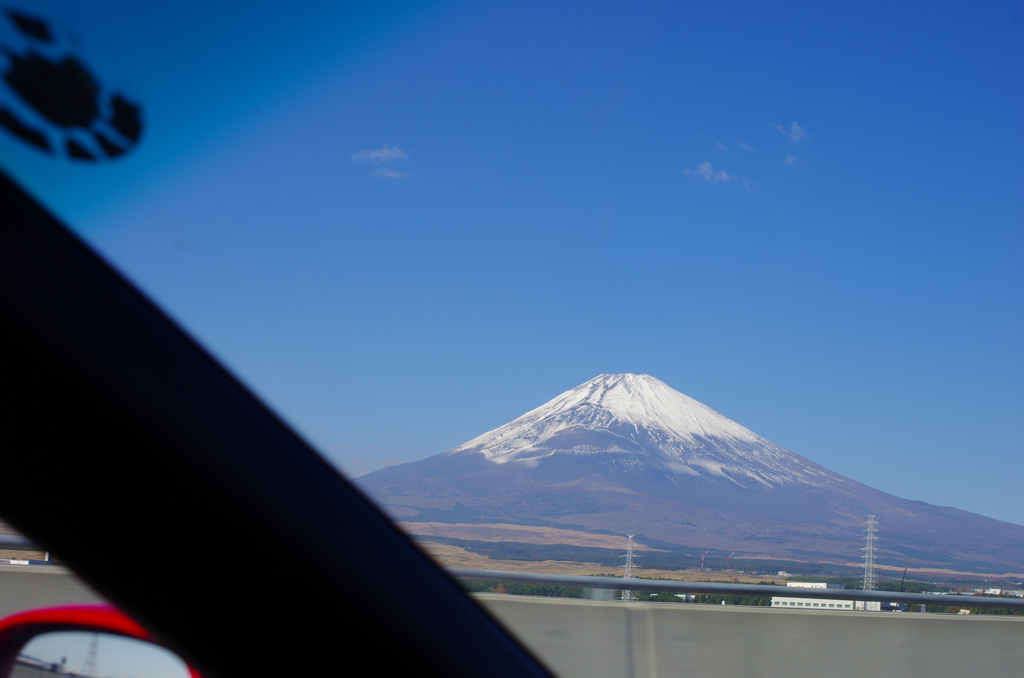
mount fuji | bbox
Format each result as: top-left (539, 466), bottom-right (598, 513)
top-left (358, 374), bottom-right (1024, 573)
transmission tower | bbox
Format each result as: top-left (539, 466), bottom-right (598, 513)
top-left (862, 515), bottom-right (878, 591)
top-left (81, 633), bottom-right (98, 678)
top-left (619, 534), bottom-right (639, 601)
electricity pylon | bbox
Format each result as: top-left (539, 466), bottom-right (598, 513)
top-left (619, 534), bottom-right (639, 601)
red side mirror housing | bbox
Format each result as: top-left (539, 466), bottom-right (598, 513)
top-left (0, 606), bottom-right (201, 678)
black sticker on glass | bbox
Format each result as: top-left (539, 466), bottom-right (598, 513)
top-left (0, 9), bottom-right (142, 161)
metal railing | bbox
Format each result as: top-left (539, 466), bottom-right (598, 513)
top-left (0, 536), bottom-right (38, 551)
top-left (450, 567), bottom-right (1024, 609)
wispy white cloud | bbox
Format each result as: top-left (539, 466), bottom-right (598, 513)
top-left (716, 142), bottom-right (727, 151)
top-left (784, 155), bottom-right (798, 165)
top-left (351, 144), bottom-right (407, 163)
top-left (686, 161), bottom-right (735, 182)
top-left (736, 139), bottom-right (754, 151)
top-left (773, 122), bottom-right (806, 142)
top-left (371, 167), bottom-right (406, 179)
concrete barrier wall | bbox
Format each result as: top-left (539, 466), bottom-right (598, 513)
top-left (2, 567), bottom-right (1020, 678)
top-left (0, 565), bottom-right (104, 618)
top-left (475, 593), bottom-right (1024, 678)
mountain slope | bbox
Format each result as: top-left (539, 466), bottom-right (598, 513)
top-left (358, 374), bottom-right (1024, 573)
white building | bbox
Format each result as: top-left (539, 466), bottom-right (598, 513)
top-left (771, 581), bottom-right (855, 611)
top-left (853, 601), bottom-right (883, 611)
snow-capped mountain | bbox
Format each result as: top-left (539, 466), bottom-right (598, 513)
top-left (358, 374), bottom-right (1024, 573)
top-left (446, 373), bottom-right (847, 491)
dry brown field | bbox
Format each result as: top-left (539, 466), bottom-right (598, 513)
top-left (0, 550), bottom-right (45, 559)
top-left (416, 540), bottom-right (785, 584)
top-left (397, 521), bottom-right (666, 551)
top-left (400, 521), bottom-right (1020, 583)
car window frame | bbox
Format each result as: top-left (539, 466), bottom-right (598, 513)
top-left (0, 169), bottom-right (555, 678)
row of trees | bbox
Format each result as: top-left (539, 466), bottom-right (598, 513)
top-left (461, 581), bottom-right (584, 598)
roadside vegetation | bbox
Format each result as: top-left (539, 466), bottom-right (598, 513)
top-left (462, 581), bottom-right (583, 598)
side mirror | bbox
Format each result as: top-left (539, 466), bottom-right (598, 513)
top-left (0, 606), bottom-right (199, 678)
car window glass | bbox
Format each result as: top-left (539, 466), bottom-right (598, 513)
top-left (1, 2), bottom-right (1022, 674)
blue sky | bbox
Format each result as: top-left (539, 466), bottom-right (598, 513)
top-left (2, 1), bottom-right (1022, 525)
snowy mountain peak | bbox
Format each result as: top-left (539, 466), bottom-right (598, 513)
top-left (447, 374), bottom-right (849, 490)
top-left (540, 373), bottom-right (766, 445)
